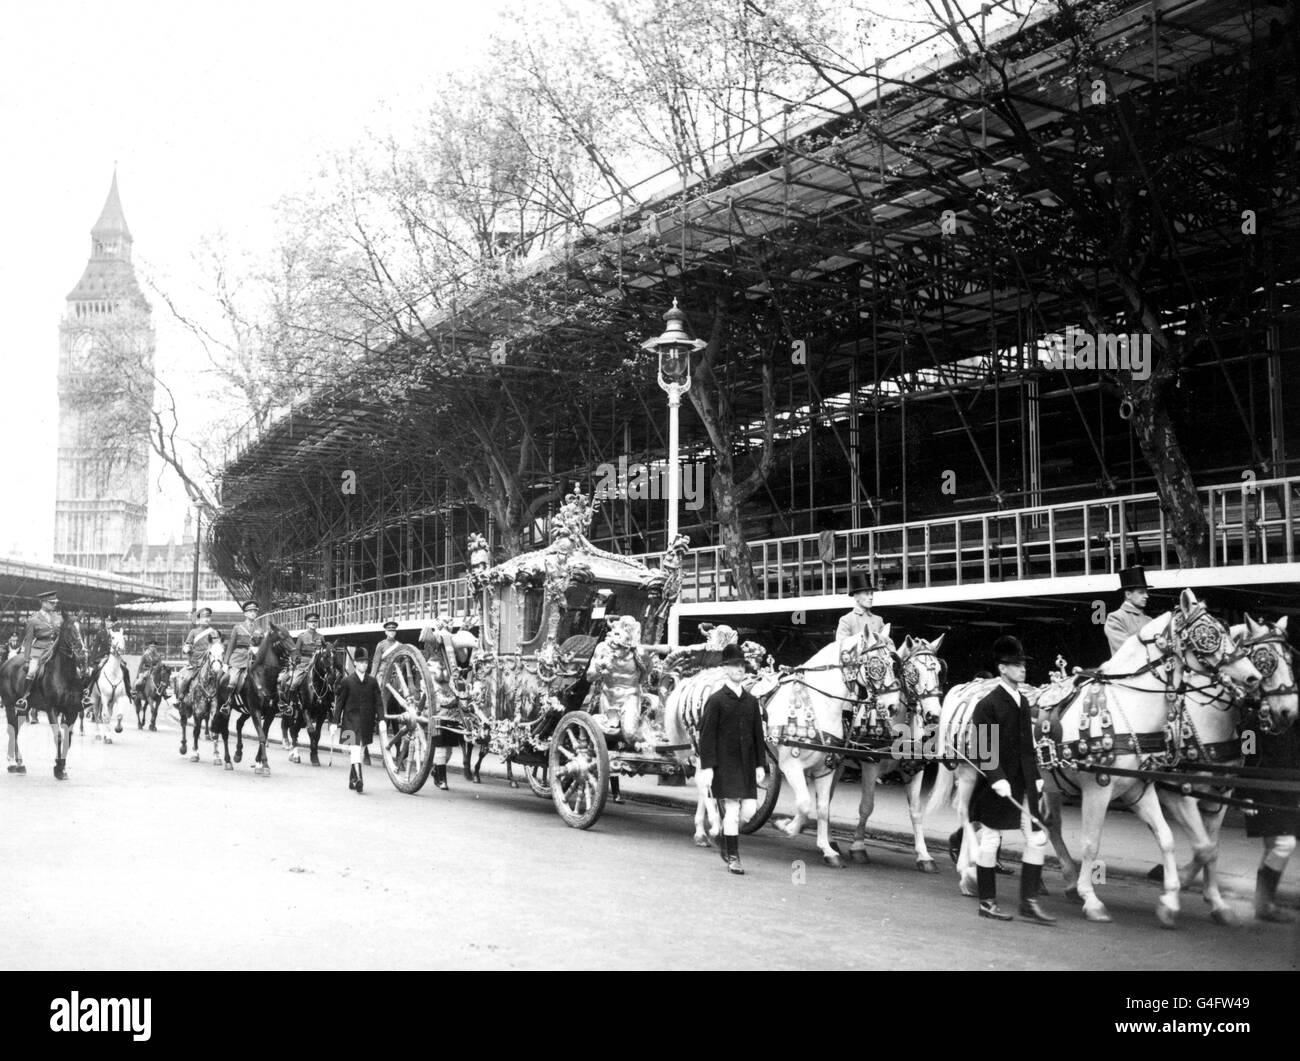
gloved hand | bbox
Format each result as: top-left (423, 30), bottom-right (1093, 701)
top-left (1036, 778), bottom-right (1044, 793)
top-left (697, 767), bottom-right (714, 789)
top-left (992, 779), bottom-right (1012, 799)
top-left (755, 767), bottom-right (767, 785)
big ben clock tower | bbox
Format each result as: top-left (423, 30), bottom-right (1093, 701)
top-left (53, 171), bottom-right (155, 570)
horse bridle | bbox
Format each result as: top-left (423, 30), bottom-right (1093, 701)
top-left (1239, 627), bottom-right (1297, 733)
top-left (902, 647), bottom-right (945, 723)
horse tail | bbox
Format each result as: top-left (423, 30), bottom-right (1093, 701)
top-left (924, 760), bottom-right (956, 821)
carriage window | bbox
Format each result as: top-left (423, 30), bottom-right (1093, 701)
top-left (521, 589), bottom-right (545, 643)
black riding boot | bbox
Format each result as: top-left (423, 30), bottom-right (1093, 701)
top-left (610, 776), bottom-right (624, 804)
top-left (354, 763), bottom-right (363, 794)
top-left (348, 765), bottom-right (358, 790)
top-left (1019, 863), bottom-right (1056, 924)
top-left (1256, 865), bottom-right (1296, 923)
top-left (433, 764), bottom-right (449, 791)
top-left (977, 866), bottom-right (1011, 920)
top-left (726, 835), bottom-right (745, 875)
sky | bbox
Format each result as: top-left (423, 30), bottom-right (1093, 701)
top-left (0, 0), bottom-right (508, 560)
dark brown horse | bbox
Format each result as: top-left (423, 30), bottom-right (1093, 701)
top-left (0, 613), bottom-right (89, 779)
top-left (284, 641), bottom-right (347, 767)
top-left (216, 622), bottom-right (294, 775)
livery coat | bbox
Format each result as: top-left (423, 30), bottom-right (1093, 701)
top-left (969, 682), bottom-right (1041, 830)
top-left (332, 672), bottom-right (379, 744)
top-left (698, 684), bottom-right (766, 799)
top-left (1104, 601), bottom-right (1148, 655)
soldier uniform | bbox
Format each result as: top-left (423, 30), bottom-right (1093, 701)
top-left (1104, 566), bottom-right (1150, 655)
top-left (373, 622), bottom-right (402, 674)
top-left (224, 601), bottom-right (266, 701)
top-left (176, 609), bottom-right (222, 700)
top-left (288, 614), bottom-right (325, 693)
top-left (968, 635), bottom-right (1055, 925)
top-left (133, 641), bottom-right (163, 696)
top-left (697, 644), bottom-right (768, 875)
top-left (16, 591), bottom-right (63, 706)
top-left (836, 572), bottom-right (883, 643)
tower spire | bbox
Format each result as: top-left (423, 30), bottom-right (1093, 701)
top-left (92, 168), bottom-right (132, 243)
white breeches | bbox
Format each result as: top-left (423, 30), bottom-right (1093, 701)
top-left (721, 798), bottom-right (758, 836)
top-left (349, 745), bottom-right (363, 766)
top-left (976, 806), bottom-right (1047, 868)
top-left (1263, 834), bottom-right (1296, 873)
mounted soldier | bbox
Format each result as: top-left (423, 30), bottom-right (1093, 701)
top-left (284, 612), bottom-right (325, 707)
top-left (133, 639), bottom-right (163, 702)
top-left (1104, 565), bottom-right (1150, 655)
top-left (175, 607), bottom-right (222, 703)
top-left (15, 590), bottom-right (64, 712)
top-left (224, 600), bottom-right (266, 707)
top-left (837, 572), bottom-right (883, 643)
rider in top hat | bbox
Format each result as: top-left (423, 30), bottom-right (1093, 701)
top-left (836, 572), bottom-right (883, 643)
top-left (697, 643), bottom-right (768, 876)
top-left (1105, 566), bottom-right (1150, 655)
top-left (968, 634), bottom-right (1055, 925)
top-left (15, 590), bottom-right (63, 710)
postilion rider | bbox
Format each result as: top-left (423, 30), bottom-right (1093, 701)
top-left (14, 590), bottom-right (63, 714)
top-left (174, 607), bottom-right (223, 703)
top-left (224, 600), bottom-right (267, 705)
top-left (968, 635), bottom-right (1056, 925)
top-left (836, 572), bottom-right (883, 643)
top-left (587, 615), bottom-right (653, 804)
top-left (697, 643), bottom-right (768, 876)
top-left (1104, 565), bottom-right (1150, 655)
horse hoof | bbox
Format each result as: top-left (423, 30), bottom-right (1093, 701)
top-left (472, 775), bottom-right (482, 784)
top-left (849, 848), bottom-right (870, 865)
top-left (189, 753), bottom-right (199, 763)
top-left (311, 759), bottom-right (320, 767)
top-left (509, 781), bottom-right (519, 789)
top-left (149, 724), bottom-right (157, 732)
top-left (1156, 905), bottom-right (1178, 929)
top-left (115, 721), bottom-right (123, 734)
top-left (288, 751), bottom-right (301, 764)
top-left (179, 746), bottom-right (186, 756)
top-left (1210, 907), bottom-right (1239, 927)
top-left (917, 859), bottom-right (938, 874)
top-left (823, 854), bottom-right (845, 869)
top-left (103, 737), bottom-right (112, 745)
top-left (224, 762), bottom-right (233, 771)
top-left (234, 752), bottom-right (242, 764)
top-left (1083, 905), bottom-right (1113, 924)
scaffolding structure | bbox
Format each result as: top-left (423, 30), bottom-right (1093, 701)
top-left (210, 0), bottom-right (1300, 615)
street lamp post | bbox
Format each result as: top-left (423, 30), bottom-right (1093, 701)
top-left (642, 300), bottom-right (706, 647)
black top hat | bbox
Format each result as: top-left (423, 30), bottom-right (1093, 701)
top-left (196, 607), bottom-right (213, 618)
top-left (1118, 566), bottom-right (1148, 592)
top-left (241, 600), bottom-right (260, 612)
top-left (847, 571), bottom-right (876, 596)
top-left (305, 613), bottom-right (320, 623)
top-left (993, 635), bottom-right (1030, 665)
top-left (353, 647), bottom-right (370, 663)
top-left (382, 621), bottom-right (399, 631)
top-left (719, 643), bottom-right (746, 665)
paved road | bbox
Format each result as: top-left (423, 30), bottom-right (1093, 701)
top-left (2, 716), bottom-right (1297, 970)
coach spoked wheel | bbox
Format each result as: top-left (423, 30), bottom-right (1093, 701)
top-left (526, 764), bottom-right (550, 799)
top-left (741, 741), bottom-right (782, 835)
top-left (376, 644), bottom-right (433, 795)
top-left (548, 711), bottom-right (609, 829)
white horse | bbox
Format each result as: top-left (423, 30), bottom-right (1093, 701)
top-left (930, 589), bottom-right (1260, 926)
top-left (765, 625), bottom-right (900, 868)
top-left (662, 650), bottom-right (780, 847)
top-left (89, 627), bottom-right (131, 745)
top-left (846, 634), bottom-right (946, 871)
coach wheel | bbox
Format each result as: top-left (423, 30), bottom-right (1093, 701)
top-left (549, 711), bottom-right (609, 829)
top-left (377, 645), bottom-right (433, 795)
top-left (741, 742), bottom-right (782, 835)
top-left (526, 764), bottom-right (551, 799)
